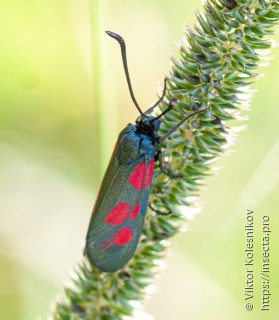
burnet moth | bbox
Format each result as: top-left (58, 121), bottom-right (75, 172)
top-left (85, 31), bottom-right (206, 272)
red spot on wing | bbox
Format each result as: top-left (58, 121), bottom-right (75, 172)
top-left (100, 238), bottom-right (114, 250)
top-left (128, 162), bottom-right (147, 190)
top-left (104, 202), bottom-right (130, 226)
top-left (129, 204), bottom-right (141, 221)
top-left (113, 227), bottom-right (133, 246)
top-left (101, 227), bottom-right (133, 249)
top-left (145, 158), bottom-right (154, 189)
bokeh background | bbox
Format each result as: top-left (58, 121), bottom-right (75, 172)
top-left (1, 1), bottom-right (278, 319)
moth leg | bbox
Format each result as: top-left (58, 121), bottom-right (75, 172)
top-left (155, 151), bottom-right (182, 179)
top-left (148, 203), bottom-right (171, 216)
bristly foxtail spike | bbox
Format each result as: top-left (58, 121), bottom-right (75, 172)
top-left (106, 31), bottom-right (144, 116)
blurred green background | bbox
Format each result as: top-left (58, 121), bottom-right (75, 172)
top-left (0, 1), bottom-right (278, 319)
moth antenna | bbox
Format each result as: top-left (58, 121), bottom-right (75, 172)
top-left (159, 108), bottom-right (207, 143)
top-left (144, 77), bottom-right (168, 115)
top-left (153, 97), bottom-right (178, 121)
top-left (106, 31), bottom-right (144, 116)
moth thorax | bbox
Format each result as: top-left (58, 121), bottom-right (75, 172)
top-left (136, 116), bottom-right (160, 140)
